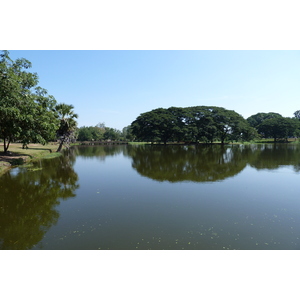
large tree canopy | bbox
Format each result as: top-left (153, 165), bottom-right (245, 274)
top-left (258, 117), bottom-right (299, 142)
top-left (131, 106), bottom-right (256, 144)
top-left (246, 112), bottom-right (282, 129)
top-left (0, 51), bottom-right (60, 153)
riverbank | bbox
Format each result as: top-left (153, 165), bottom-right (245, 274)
top-left (0, 143), bottom-right (62, 176)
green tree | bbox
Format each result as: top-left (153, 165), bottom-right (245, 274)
top-left (55, 103), bottom-right (78, 152)
top-left (77, 126), bottom-right (105, 141)
top-left (258, 117), bottom-right (298, 142)
top-left (0, 51), bottom-right (60, 153)
top-left (208, 107), bottom-right (253, 143)
top-left (122, 125), bottom-right (134, 141)
top-left (103, 127), bottom-right (122, 140)
top-left (131, 108), bottom-right (179, 144)
top-left (294, 110), bottom-right (300, 120)
top-left (19, 87), bottom-right (59, 148)
top-left (131, 106), bottom-right (254, 144)
top-left (246, 112), bottom-right (282, 129)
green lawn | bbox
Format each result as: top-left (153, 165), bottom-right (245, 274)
top-left (0, 143), bottom-right (62, 176)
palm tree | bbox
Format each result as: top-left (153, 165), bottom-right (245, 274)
top-left (55, 103), bottom-right (78, 152)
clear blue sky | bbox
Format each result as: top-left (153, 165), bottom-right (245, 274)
top-left (8, 50), bottom-right (300, 130)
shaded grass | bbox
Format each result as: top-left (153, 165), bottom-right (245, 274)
top-left (0, 143), bottom-right (62, 176)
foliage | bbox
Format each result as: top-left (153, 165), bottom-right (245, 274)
top-left (77, 126), bottom-right (105, 141)
top-left (131, 106), bottom-right (256, 144)
top-left (258, 117), bottom-right (299, 142)
top-left (55, 103), bottom-right (78, 152)
top-left (77, 125), bottom-right (123, 141)
top-left (246, 112), bottom-right (282, 129)
top-left (0, 51), bottom-right (59, 153)
top-left (294, 110), bottom-right (300, 120)
top-left (122, 125), bottom-right (134, 141)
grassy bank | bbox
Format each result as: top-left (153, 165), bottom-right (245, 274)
top-left (0, 143), bottom-right (62, 176)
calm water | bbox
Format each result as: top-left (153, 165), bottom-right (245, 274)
top-left (1, 144), bottom-right (300, 250)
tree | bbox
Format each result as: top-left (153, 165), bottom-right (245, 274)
top-left (0, 51), bottom-right (37, 152)
top-left (0, 50), bottom-right (59, 153)
top-left (258, 117), bottom-right (298, 142)
top-left (55, 103), bottom-right (78, 152)
top-left (130, 106), bottom-right (254, 144)
top-left (77, 126), bottom-right (105, 141)
top-left (103, 127), bottom-right (122, 140)
top-left (294, 110), bottom-right (300, 120)
top-left (19, 87), bottom-right (59, 148)
top-left (122, 125), bottom-right (134, 141)
top-left (131, 108), bottom-right (178, 144)
top-left (246, 112), bottom-right (282, 129)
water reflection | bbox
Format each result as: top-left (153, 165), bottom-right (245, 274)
top-left (126, 144), bottom-right (249, 182)
top-left (73, 145), bottom-right (125, 161)
top-left (247, 144), bottom-right (300, 171)
top-left (0, 150), bottom-right (79, 250)
top-left (125, 144), bottom-right (300, 182)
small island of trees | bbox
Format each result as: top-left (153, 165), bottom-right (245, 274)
top-left (129, 107), bottom-right (300, 144)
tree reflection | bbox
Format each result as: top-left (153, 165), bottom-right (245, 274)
top-left (127, 144), bottom-right (300, 183)
top-left (0, 150), bottom-right (79, 250)
top-left (127, 145), bottom-right (250, 182)
top-left (73, 145), bottom-right (125, 161)
top-left (248, 144), bottom-right (300, 171)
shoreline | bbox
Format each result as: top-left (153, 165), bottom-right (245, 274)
top-left (0, 143), bottom-right (62, 176)
top-left (1, 139), bottom-right (298, 176)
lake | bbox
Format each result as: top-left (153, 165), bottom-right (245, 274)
top-left (1, 143), bottom-right (300, 250)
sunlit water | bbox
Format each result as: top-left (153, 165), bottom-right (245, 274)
top-left (1, 144), bottom-right (300, 250)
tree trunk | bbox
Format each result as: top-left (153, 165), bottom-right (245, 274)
top-left (3, 138), bottom-right (10, 154)
top-left (56, 137), bottom-right (64, 152)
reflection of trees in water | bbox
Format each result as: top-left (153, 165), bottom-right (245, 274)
top-left (127, 144), bottom-right (300, 182)
top-left (127, 145), bottom-right (250, 182)
top-left (0, 150), bottom-right (79, 250)
top-left (73, 145), bottom-right (126, 161)
top-left (247, 144), bottom-right (300, 171)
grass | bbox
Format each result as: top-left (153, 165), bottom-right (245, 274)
top-left (0, 143), bottom-right (62, 176)
top-left (128, 142), bottom-right (151, 145)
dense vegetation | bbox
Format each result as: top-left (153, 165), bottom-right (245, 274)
top-left (76, 123), bottom-right (125, 142)
top-left (0, 51), bottom-right (78, 153)
top-left (130, 107), bottom-right (300, 144)
top-left (246, 112), bottom-right (300, 142)
top-left (130, 106), bottom-right (254, 144)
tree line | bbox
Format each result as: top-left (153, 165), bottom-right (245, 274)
top-left (76, 123), bottom-right (125, 142)
top-left (0, 51), bottom-right (78, 153)
top-left (130, 106), bottom-right (300, 144)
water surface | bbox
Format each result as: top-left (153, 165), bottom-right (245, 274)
top-left (1, 144), bottom-right (300, 250)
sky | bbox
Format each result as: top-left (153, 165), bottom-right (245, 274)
top-left (8, 50), bottom-right (300, 130)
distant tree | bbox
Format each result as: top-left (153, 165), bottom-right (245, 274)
top-left (55, 103), bottom-right (78, 152)
top-left (77, 127), bottom-right (93, 141)
top-left (246, 112), bottom-right (282, 129)
top-left (122, 125), bottom-right (134, 141)
top-left (131, 106), bottom-right (254, 144)
top-left (258, 117), bottom-right (298, 142)
top-left (103, 127), bottom-right (122, 140)
top-left (96, 122), bottom-right (106, 129)
top-left (294, 110), bottom-right (300, 120)
top-left (131, 108), bottom-right (178, 144)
